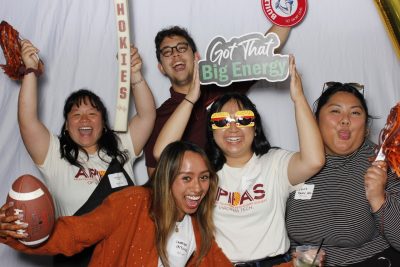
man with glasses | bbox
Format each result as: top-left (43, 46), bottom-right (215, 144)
top-left (144, 25), bottom-right (291, 176)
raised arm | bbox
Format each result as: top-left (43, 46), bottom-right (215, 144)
top-left (266, 25), bottom-right (291, 52)
top-left (287, 55), bottom-right (325, 185)
top-left (128, 46), bottom-right (156, 156)
top-left (18, 40), bottom-right (50, 165)
top-left (153, 60), bottom-right (201, 161)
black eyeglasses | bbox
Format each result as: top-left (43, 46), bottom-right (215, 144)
top-left (159, 42), bottom-right (189, 57)
top-left (322, 81), bottom-right (365, 95)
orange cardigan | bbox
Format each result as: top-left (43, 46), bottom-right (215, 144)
top-left (2, 187), bottom-right (232, 267)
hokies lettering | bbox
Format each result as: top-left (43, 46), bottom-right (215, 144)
top-left (115, 1), bottom-right (129, 99)
top-left (216, 183), bottom-right (265, 206)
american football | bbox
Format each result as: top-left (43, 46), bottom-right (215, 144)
top-left (6, 174), bottom-right (55, 247)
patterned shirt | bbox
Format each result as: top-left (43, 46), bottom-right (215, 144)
top-left (286, 140), bottom-right (400, 266)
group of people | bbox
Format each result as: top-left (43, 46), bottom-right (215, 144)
top-left (0, 21), bottom-right (399, 267)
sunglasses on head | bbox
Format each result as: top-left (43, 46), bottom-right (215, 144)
top-left (210, 110), bottom-right (255, 130)
top-left (322, 81), bottom-right (365, 95)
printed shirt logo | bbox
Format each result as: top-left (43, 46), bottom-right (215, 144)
top-left (74, 168), bottom-right (105, 184)
top-left (216, 183), bottom-right (266, 207)
top-left (261, 0), bottom-right (307, 27)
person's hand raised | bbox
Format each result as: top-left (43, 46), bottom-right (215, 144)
top-left (20, 39), bottom-right (40, 70)
top-left (289, 55), bottom-right (304, 103)
top-left (185, 59), bottom-right (201, 104)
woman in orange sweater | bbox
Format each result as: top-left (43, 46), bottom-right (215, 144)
top-left (0, 141), bottom-right (231, 267)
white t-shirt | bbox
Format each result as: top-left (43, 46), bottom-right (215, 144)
top-left (158, 215), bottom-right (196, 267)
top-left (38, 131), bottom-right (139, 217)
top-left (214, 149), bottom-right (295, 262)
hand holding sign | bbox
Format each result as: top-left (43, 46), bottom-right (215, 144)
top-left (288, 55), bottom-right (304, 102)
top-left (185, 60), bottom-right (201, 105)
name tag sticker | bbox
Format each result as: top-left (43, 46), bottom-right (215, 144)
top-left (294, 184), bottom-right (314, 200)
top-left (108, 172), bottom-right (128, 188)
top-left (172, 238), bottom-right (189, 257)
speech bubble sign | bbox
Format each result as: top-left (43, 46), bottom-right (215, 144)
top-left (199, 32), bottom-right (289, 87)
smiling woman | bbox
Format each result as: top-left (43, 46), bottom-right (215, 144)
top-left (60, 90), bottom-right (126, 166)
top-left (13, 40), bottom-right (156, 218)
top-left (63, 92), bottom-right (105, 155)
top-left (205, 56), bottom-right (325, 266)
top-left (153, 55), bottom-right (325, 266)
top-left (1, 39), bottom-right (156, 266)
top-left (170, 151), bottom-right (210, 220)
top-left (0, 141), bottom-right (232, 267)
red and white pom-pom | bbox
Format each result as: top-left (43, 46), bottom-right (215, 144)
top-left (376, 102), bottom-right (400, 177)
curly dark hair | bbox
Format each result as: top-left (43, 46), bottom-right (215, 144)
top-left (206, 93), bottom-right (272, 171)
top-left (59, 89), bottom-right (128, 168)
top-left (155, 26), bottom-right (197, 62)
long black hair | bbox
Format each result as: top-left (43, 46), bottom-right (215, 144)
top-left (59, 89), bottom-right (128, 168)
top-left (206, 93), bottom-right (271, 171)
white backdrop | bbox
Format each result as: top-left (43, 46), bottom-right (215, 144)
top-left (0, 0), bottom-right (399, 266)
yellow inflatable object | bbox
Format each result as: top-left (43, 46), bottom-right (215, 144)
top-left (374, 0), bottom-right (400, 59)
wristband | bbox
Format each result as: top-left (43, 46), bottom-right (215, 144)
top-left (184, 98), bottom-right (194, 105)
top-left (131, 78), bottom-right (144, 87)
top-left (24, 68), bottom-right (41, 77)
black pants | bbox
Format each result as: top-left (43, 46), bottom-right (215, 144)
top-left (233, 253), bottom-right (290, 267)
top-left (340, 247), bottom-right (400, 267)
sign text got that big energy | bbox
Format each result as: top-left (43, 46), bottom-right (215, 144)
top-left (199, 32), bottom-right (289, 87)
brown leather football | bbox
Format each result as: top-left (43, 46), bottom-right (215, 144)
top-left (6, 174), bottom-right (55, 247)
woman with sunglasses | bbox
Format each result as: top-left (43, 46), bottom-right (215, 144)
top-left (286, 83), bottom-right (400, 266)
top-left (154, 56), bottom-right (325, 266)
top-left (0, 141), bottom-right (233, 267)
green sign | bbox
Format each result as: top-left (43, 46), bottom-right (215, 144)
top-left (199, 32), bottom-right (289, 87)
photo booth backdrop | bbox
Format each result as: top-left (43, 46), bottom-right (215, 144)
top-left (0, 0), bottom-right (399, 265)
